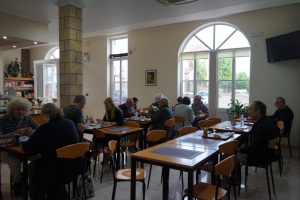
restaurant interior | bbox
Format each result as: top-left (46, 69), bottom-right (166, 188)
top-left (0, 0), bottom-right (299, 199)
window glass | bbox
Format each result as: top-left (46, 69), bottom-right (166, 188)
top-left (183, 37), bottom-right (209, 52)
top-left (215, 25), bottom-right (235, 49)
top-left (196, 26), bottom-right (214, 49)
top-left (111, 38), bottom-right (128, 54)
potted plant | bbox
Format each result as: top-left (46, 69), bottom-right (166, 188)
top-left (34, 97), bottom-right (43, 107)
top-left (7, 58), bottom-right (21, 77)
top-left (227, 99), bottom-right (248, 120)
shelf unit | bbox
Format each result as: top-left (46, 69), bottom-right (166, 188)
top-left (4, 77), bottom-right (34, 99)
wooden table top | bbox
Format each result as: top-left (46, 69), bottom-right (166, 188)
top-left (209, 121), bottom-right (252, 133)
top-left (132, 142), bottom-right (217, 170)
top-left (168, 130), bottom-right (240, 150)
top-left (100, 126), bottom-right (143, 137)
top-left (1, 145), bottom-right (25, 154)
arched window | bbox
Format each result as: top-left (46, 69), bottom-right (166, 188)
top-left (180, 23), bottom-right (251, 112)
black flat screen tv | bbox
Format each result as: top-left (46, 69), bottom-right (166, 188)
top-left (266, 30), bottom-right (300, 63)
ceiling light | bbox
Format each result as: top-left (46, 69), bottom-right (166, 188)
top-left (2, 36), bottom-right (7, 39)
top-left (33, 41), bottom-right (38, 45)
top-left (12, 45), bottom-right (16, 48)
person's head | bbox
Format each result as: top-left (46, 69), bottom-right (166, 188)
top-left (132, 97), bottom-right (138, 104)
top-left (73, 95), bottom-right (86, 110)
top-left (182, 96), bottom-right (191, 105)
top-left (7, 97), bottom-right (32, 120)
top-left (177, 96), bottom-right (183, 104)
top-left (125, 98), bottom-right (133, 108)
top-left (104, 97), bottom-right (115, 111)
top-left (275, 96), bottom-right (286, 110)
top-left (159, 97), bottom-right (169, 109)
top-left (193, 95), bottom-right (202, 104)
top-left (154, 94), bottom-right (164, 103)
top-left (41, 103), bottom-right (63, 122)
top-left (248, 101), bottom-right (267, 120)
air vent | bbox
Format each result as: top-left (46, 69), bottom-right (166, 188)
top-left (156, 0), bottom-right (198, 5)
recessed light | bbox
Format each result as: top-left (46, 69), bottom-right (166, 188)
top-left (12, 45), bottom-right (16, 48)
top-left (33, 41), bottom-right (38, 45)
top-left (2, 36), bottom-right (7, 39)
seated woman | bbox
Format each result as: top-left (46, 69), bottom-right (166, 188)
top-left (103, 97), bottom-right (124, 126)
top-left (0, 97), bottom-right (38, 191)
top-left (173, 96), bottom-right (194, 130)
top-left (22, 103), bottom-right (82, 199)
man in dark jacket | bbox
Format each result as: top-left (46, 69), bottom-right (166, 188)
top-left (238, 101), bottom-right (277, 165)
top-left (270, 96), bottom-right (294, 136)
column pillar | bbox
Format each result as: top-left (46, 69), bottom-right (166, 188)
top-left (57, 1), bottom-right (83, 107)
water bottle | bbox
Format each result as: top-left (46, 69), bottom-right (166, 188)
top-left (240, 114), bottom-right (245, 127)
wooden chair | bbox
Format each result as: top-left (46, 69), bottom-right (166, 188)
top-left (207, 117), bottom-right (221, 125)
top-left (242, 138), bottom-right (278, 200)
top-left (109, 140), bottom-right (146, 200)
top-left (182, 155), bottom-right (236, 200)
top-left (276, 120), bottom-right (284, 175)
top-left (30, 114), bottom-right (46, 125)
top-left (198, 119), bottom-right (215, 129)
top-left (174, 115), bottom-right (185, 128)
top-left (280, 120), bottom-right (293, 158)
top-left (146, 130), bottom-right (167, 189)
top-left (120, 121), bottom-right (140, 167)
top-left (177, 126), bottom-right (198, 137)
top-left (56, 142), bottom-right (90, 200)
top-left (164, 118), bottom-right (175, 139)
top-left (91, 128), bottom-right (107, 182)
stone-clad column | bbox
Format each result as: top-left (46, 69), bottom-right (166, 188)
top-left (57, 1), bottom-right (83, 107)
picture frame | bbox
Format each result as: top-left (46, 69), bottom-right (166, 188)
top-left (145, 70), bottom-right (157, 86)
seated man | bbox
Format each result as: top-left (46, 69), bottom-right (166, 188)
top-left (148, 93), bottom-right (164, 118)
top-left (119, 98), bottom-right (135, 118)
top-left (0, 97), bottom-right (38, 190)
top-left (191, 95), bottom-right (209, 126)
top-left (63, 95), bottom-right (87, 141)
top-left (237, 101), bottom-right (277, 165)
top-left (150, 97), bottom-right (173, 130)
top-left (22, 103), bottom-right (81, 199)
top-left (270, 96), bottom-right (294, 136)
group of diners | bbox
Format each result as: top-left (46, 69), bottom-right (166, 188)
top-left (0, 93), bottom-right (294, 199)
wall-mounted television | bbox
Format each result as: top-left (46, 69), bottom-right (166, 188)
top-left (266, 30), bottom-right (300, 63)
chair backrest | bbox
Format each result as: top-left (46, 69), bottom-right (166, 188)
top-left (146, 130), bottom-right (166, 144)
top-left (31, 114), bottom-right (46, 125)
top-left (177, 126), bottom-right (198, 137)
top-left (215, 155), bottom-right (236, 176)
top-left (218, 140), bottom-right (239, 155)
top-left (207, 117), bottom-right (221, 125)
top-left (164, 118), bottom-right (175, 128)
top-left (125, 120), bottom-right (140, 127)
top-left (174, 115), bottom-right (185, 124)
top-left (268, 138), bottom-right (278, 149)
top-left (108, 140), bottom-right (117, 157)
top-left (277, 121), bottom-right (284, 136)
top-left (198, 119), bottom-right (214, 129)
top-left (56, 142), bottom-right (90, 159)
top-left (92, 128), bottom-right (105, 139)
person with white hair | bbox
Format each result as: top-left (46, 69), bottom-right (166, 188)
top-left (150, 97), bottom-right (173, 130)
top-left (149, 93), bottom-right (164, 117)
top-left (0, 97), bottom-right (38, 191)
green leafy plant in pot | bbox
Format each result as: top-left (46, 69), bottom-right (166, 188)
top-left (227, 99), bottom-right (248, 120)
top-left (7, 58), bottom-right (21, 77)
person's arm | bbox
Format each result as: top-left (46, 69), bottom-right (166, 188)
top-left (22, 127), bottom-right (44, 155)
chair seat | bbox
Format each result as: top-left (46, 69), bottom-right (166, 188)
top-left (184, 182), bottom-right (227, 200)
top-left (115, 168), bottom-right (146, 181)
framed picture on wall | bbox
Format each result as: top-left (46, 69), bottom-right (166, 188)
top-left (145, 70), bottom-right (157, 86)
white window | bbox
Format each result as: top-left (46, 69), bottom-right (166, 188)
top-left (109, 37), bottom-right (128, 105)
top-left (44, 47), bottom-right (59, 101)
top-left (180, 23), bottom-right (250, 110)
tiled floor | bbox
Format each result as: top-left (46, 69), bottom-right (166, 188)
top-left (1, 145), bottom-right (299, 199)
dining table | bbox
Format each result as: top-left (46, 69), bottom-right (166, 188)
top-left (131, 130), bottom-right (240, 200)
top-left (100, 126), bottom-right (143, 170)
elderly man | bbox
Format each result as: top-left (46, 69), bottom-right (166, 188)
top-left (191, 95), bottom-right (209, 126)
top-left (151, 97), bottom-right (173, 130)
top-left (238, 101), bottom-right (277, 165)
top-left (149, 93), bottom-right (164, 117)
top-left (119, 97), bottom-right (135, 118)
top-left (270, 96), bottom-right (294, 136)
top-left (0, 97), bottom-right (38, 191)
top-left (64, 95), bottom-right (87, 141)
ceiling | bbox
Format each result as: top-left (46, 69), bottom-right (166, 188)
top-left (0, 0), bottom-right (300, 50)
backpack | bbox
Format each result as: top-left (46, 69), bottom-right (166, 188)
top-left (75, 174), bottom-right (94, 199)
